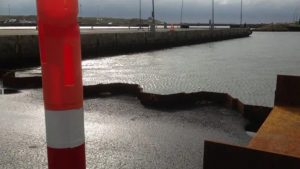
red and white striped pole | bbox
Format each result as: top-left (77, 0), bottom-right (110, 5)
top-left (36, 0), bottom-right (86, 168)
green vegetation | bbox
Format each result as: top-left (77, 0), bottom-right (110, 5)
top-left (254, 23), bottom-right (300, 32)
top-left (0, 15), bottom-right (163, 26)
top-left (78, 17), bottom-right (163, 26)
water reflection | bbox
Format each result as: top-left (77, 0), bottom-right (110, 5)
top-left (15, 32), bottom-right (300, 107)
top-left (81, 32), bottom-right (300, 107)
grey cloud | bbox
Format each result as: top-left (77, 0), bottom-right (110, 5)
top-left (0, 0), bottom-right (300, 23)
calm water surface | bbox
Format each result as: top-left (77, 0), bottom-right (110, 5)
top-left (81, 32), bottom-right (300, 107)
top-left (3, 31), bottom-right (299, 168)
top-left (19, 32), bottom-right (300, 107)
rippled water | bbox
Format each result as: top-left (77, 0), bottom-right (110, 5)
top-left (81, 32), bottom-right (300, 107)
top-left (0, 89), bottom-right (250, 169)
top-left (18, 32), bottom-right (300, 107)
top-left (4, 32), bottom-right (299, 168)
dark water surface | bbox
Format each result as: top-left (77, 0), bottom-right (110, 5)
top-left (0, 90), bottom-right (249, 168)
top-left (81, 32), bottom-right (300, 107)
top-left (18, 32), bottom-right (300, 106)
top-left (2, 32), bottom-right (299, 168)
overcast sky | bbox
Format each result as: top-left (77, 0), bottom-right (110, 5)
top-left (0, 0), bottom-right (300, 23)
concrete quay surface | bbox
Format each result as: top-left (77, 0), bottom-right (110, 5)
top-left (0, 28), bottom-right (165, 36)
top-left (0, 28), bottom-right (251, 69)
top-left (0, 89), bottom-right (250, 169)
top-left (0, 28), bottom-right (205, 36)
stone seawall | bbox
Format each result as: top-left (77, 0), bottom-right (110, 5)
top-left (0, 28), bottom-right (251, 68)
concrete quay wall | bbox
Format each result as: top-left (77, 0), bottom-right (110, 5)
top-left (0, 28), bottom-right (251, 68)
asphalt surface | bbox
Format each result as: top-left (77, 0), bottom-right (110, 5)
top-left (0, 89), bottom-right (250, 169)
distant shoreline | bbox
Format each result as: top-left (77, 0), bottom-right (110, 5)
top-left (253, 23), bottom-right (300, 32)
top-left (0, 15), bottom-right (162, 27)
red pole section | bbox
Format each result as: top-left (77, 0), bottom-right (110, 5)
top-left (36, 0), bottom-right (86, 168)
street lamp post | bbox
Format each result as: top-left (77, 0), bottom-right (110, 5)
top-left (150, 0), bottom-right (155, 33)
top-left (8, 4), bottom-right (10, 16)
top-left (293, 8), bottom-right (299, 22)
top-left (240, 0), bottom-right (243, 26)
top-left (180, 0), bottom-right (184, 25)
top-left (79, 3), bottom-right (82, 17)
top-left (139, 0), bottom-right (142, 29)
top-left (212, 0), bottom-right (214, 30)
top-left (97, 5), bottom-right (100, 18)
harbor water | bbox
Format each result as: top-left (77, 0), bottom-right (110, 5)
top-left (1, 32), bottom-right (299, 168)
top-left (81, 32), bottom-right (300, 107)
top-left (20, 32), bottom-right (300, 107)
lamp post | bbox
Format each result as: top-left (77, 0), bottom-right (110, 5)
top-left (79, 3), bottom-right (82, 17)
top-left (212, 0), bottom-right (214, 30)
top-left (180, 0), bottom-right (184, 25)
top-left (293, 7), bottom-right (299, 22)
top-left (8, 4), bottom-right (10, 16)
top-left (97, 5), bottom-right (100, 18)
top-left (139, 0), bottom-right (142, 29)
top-left (150, 0), bottom-right (155, 33)
top-left (240, 0), bottom-right (243, 26)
